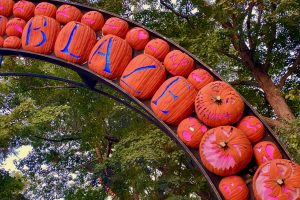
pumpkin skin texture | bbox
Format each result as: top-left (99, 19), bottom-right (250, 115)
top-left (13, 0), bottom-right (35, 21)
top-left (125, 27), bottom-right (150, 50)
top-left (3, 36), bottom-right (22, 48)
top-left (0, 15), bottom-right (8, 36)
top-left (144, 39), bottom-right (170, 61)
top-left (81, 11), bottom-right (104, 31)
top-left (0, 36), bottom-right (3, 47)
top-left (236, 115), bottom-right (265, 143)
top-left (34, 2), bottom-right (57, 18)
top-left (22, 16), bottom-right (60, 54)
top-left (6, 18), bottom-right (26, 37)
top-left (219, 176), bottom-right (249, 200)
top-left (254, 141), bottom-right (282, 166)
top-left (102, 17), bottom-right (129, 38)
top-left (55, 22), bottom-right (96, 64)
top-left (163, 50), bottom-right (195, 77)
top-left (199, 126), bottom-right (252, 176)
top-left (88, 34), bottom-right (132, 79)
top-left (177, 117), bottom-right (208, 148)
top-left (120, 54), bottom-right (166, 100)
top-left (151, 76), bottom-right (197, 125)
top-left (0, 0), bottom-right (14, 17)
top-left (188, 69), bottom-right (214, 90)
top-left (56, 5), bottom-right (82, 25)
top-left (195, 81), bottom-right (245, 127)
top-left (253, 159), bottom-right (300, 200)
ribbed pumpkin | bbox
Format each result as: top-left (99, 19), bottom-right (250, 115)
top-left (6, 18), bottom-right (26, 37)
top-left (56, 5), bottom-right (82, 25)
top-left (34, 2), bottom-right (57, 18)
top-left (177, 117), bottom-right (208, 148)
top-left (102, 17), bottom-right (129, 38)
top-left (188, 69), bottom-right (214, 90)
top-left (0, 15), bottom-right (8, 36)
top-left (253, 159), bottom-right (300, 200)
top-left (0, 36), bottom-right (3, 47)
top-left (3, 36), bottom-right (21, 48)
top-left (219, 176), bottom-right (249, 200)
top-left (144, 38), bottom-right (170, 61)
top-left (81, 11), bottom-right (104, 31)
top-left (120, 54), bottom-right (166, 100)
top-left (125, 27), bottom-right (150, 50)
top-left (163, 50), bottom-right (195, 77)
top-left (195, 81), bottom-right (245, 127)
top-left (236, 115), bottom-right (265, 143)
top-left (200, 126), bottom-right (252, 176)
top-left (55, 22), bottom-right (96, 64)
top-left (88, 34), bottom-right (132, 79)
top-left (22, 16), bottom-right (60, 54)
top-left (254, 141), bottom-right (282, 166)
top-left (0, 0), bottom-right (14, 17)
top-left (151, 76), bottom-right (197, 125)
top-left (13, 0), bottom-right (35, 21)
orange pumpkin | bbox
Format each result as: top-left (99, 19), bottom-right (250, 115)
top-left (0, 15), bottom-right (8, 36)
top-left (56, 5), bottom-right (82, 25)
top-left (3, 36), bottom-right (21, 48)
top-left (13, 0), bottom-right (35, 21)
top-left (163, 50), bottom-right (195, 77)
top-left (195, 81), bottom-right (245, 127)
top-left (177, 117), bottom-right (208, 148)
top-left (253, 159), bottom-right (300, 200)
top-left (151, 76), bottom-right (197, 125)
top-left (236, 115), bottom-right (265, 143)
top-left (0, 0), bottom-right (14, 17)
top-left (253, 141), bottom-right (282, 166)
top-left (55, 22), bottom-right (96, 64)
top-left (22, 16), bottom-right (60, 54)
top-left (187, 69), bottom-right (214, 90)
top-left (0, 36), bottom-right (3, 47)
top-left (81, 11), bottom-right (104, 31)
top-left (88, 34), bottom-right (132, 79)
top-left (219, 176), bottom-right (249, 200)
top-left (34, 2), bottom-right (57, 18)
top-left (120, 54), bottom-right (166, 100)
top-left (102, 17), bottom-right (129, 38)
top-left (6, 18), bottom-right (26, 37)
top-left (144, 38), bottom-right (170, 61)
top-left (199, 126), bottom-right (252, 176)
top-left (125, 27), bottom-right (150, 50)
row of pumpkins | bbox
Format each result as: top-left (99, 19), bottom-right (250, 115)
top-left (1, 1), bottom-right (300, 199)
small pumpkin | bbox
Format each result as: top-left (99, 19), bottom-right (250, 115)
top-left (253, 159), bottom-right (300, 200)
top-left (0, 0), bottom-right (14, 17)
top-left (177, 117), bottom-right (208, 148)
top-left (55, 22), bottom-right (96, 64)
top-left (120, 54), bottom-right (166, 100)
top-left (187, 69), bottom-right (214, 90)
top-left (144, 38), bottom-right (170, 61)
top-left (151, 76), bottom-right (197, 125)
top-left (6, 18), bottom-right (26, 37)
top-left (236, 115), bottom-right (265, 143)
top-left (3, 36), bottom-right (22, 48)
top-left (0, 36), bottom-right (4, 47)
top-left (219, 176), bottom-right (249, 200)
top-left (81, 11), bottom-right (104, 31)
top-left (195, 81), bottom-right (245, 127)
top-left (253, 141), bottom-right (282, 166)
top-left (102, 17), bottom-right (129, 38)
top-left (163, 50), bottom-right (195, 77)
top-left (13, 0), bottom-right (35, 21)
top-left (56, 5), bottom-right (82, 25)
top-left (0, 15), bottom-right (8, 36)
top-left (125, 27), bottom-right (150, 50)
top-left (34, 2), bottom-right (57, 18)
top-left (200, 126), bottom-right (252, 176)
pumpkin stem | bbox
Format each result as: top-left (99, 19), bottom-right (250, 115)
top-left (214, 96), bottom-right (222, 104)
top-left (219, 141), bottom-right (227, 148)
top-left (276, 179), bottom-right (284, 185)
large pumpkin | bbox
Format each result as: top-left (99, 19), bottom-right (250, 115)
top-left (0, 0), bottom-right (14, 17)
top-left (55, 22), bottom-right (96, 64)
top-left (34, 2), bottom-right (57, 18)
top-left (199, 126), bottom-right (252, 176)
top-left (56, 5), bottom-right (82, 25)
top-left (177, 117), bottom-right (208, 148)
top-left (102, 17), bottom-right (129, 38)
top-left (22, 16), bottom-right (60, 54)
top-left (0, 15), bottom-right (8, 36)
top-left (3, 36), bottom-right (22, 48)
top-left (13, 0), bottom-right (35, 21)
top-left (88, 34), bottom-right (132, 79)
top-left (188, 69), bottom-right (214, 90)
top-left (236, 115), bottom-right (265, 143)
top-left (0, 36), bottom-right (3, 47)
top-left (81, 11), bottom-right (104, 31)
top-left (219, 176), bottom-right (249, 200)
top-left (6, 18), bottom-right (26, 37)
top-left (144, 38), bottom-right (170, 61)
top-left (151, 76), bottom-right (197, 125)
top-left (125, 27), bottom-right (150, 50)
top-left (120, 54), bottom-right (166, 100)
top-left (253, 159), bottom-right (300, 200)
top-left (253, 141), bottom-right (282, 166)
top-left (195, 81), bottom-right (245, 127)
top-left (163, 50), bottom-right (195, 77)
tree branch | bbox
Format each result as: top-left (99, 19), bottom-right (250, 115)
top-left (278, 52), bottom-right (300, 89)
top-left (261, 116), bottom-right (282, 127)
top-left (33, 135), bottom-right (81, 142)
top-left (229, 80), bottom-right (259, 87)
